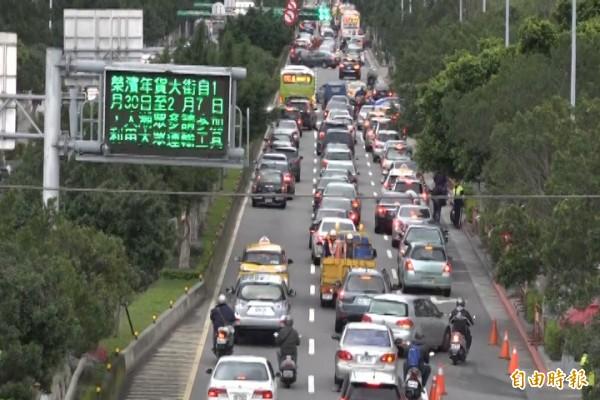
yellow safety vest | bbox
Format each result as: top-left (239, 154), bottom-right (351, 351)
top-left (453, 185), bottom-right (464, 197)
top-left (581, 353), bottom-right (595, 386)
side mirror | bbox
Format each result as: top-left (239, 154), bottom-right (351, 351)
top-left (275, 371), bottom-right (282, 378)
top-left (288, 289), bottom-right (297, 297)
top-left (331, 334), bottom-right (341, 341)
top-left (373, 249), bottom-right (378, 257)
top-left (225, 287), bottom-right (234, 295)
top-left (206, 368), bottom-right (213, 374)
top-left (288, 258), bottom-right (294, 264)
top-left (394, 338), bottom-right (403, 348)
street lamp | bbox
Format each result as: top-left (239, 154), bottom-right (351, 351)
top-left (570, 0), bottom-right (577, 107)
top-left (505, 0), bottom-right (510, 47)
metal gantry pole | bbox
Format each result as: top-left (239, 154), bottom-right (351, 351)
top-left (570, 0), bottom-right (577, 107)
top-left (401, 0), bottom-right (405, 22)
top-left (69, 87), bottom-right (80, 139)
top-left (42, 48), bottom-right (62, 210)
top-left (459, 0), bottom-right (464, 23)
top-left (409, 0), bottom-right (412, 14)
top-left (483, 0), bottom-right (487, 13)
top-left (505, 0), bottom-right (510, 47)
top-left (49, 0), bottom-right (53, 30)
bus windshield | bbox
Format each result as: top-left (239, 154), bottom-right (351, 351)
top-left (280, 69), bottom-right (316, 103)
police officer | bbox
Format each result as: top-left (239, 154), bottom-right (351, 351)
top-left (451, 181), bottom-right (465, 228)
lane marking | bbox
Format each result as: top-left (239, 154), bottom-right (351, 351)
top-left (391, 268), bottom-right (398, 281)
top-left (183, 177), bottom-right (250, 399)
top-left (308, 375), bottom-right (315, 394)
top-left (313, 130), bottom-right (317, 140)
top-left (373, 191), bottom-right (378, 197)
top-left (386, 249), bottom-right (393, 259)
top-left (368, 171), bottom-right (373, 176)
top-left (312, 188), bottom-right (316, 195)
top-left (310, 264), bottom-right (316, 274)
top-left (313, 167), bottom-right (316, 174)
top-left (309, 308), bottom-right (315, 322)
top-left (370, 181), bottom-right (375, 186)
top-left (365, 153), bottom-right (369, 159)
top-left (313, 158), bottom-right (317, 164)
top-left (312, 178), bottom-right (317, 184)
top-left (308, 338), bottom-right (315, 355)
top-left (383, 234), bottom-right (389, 241)
top-left (310, 284), bottom-right (316, 296)
top-left (366, 161), bottom-right (371, 167)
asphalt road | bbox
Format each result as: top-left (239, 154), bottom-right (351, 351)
top-left (187, 61), bottom-right (549, 400)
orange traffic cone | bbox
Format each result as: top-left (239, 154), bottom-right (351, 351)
top-left (429, 375), bottom-right (439, 400)
top-left (436, 364), bottom-right (447, 395)
top-left (499, 330), bottom-right (510, 359)
top-left (508, 347), bottom-right (520, 375)
top-left (488, 319), bottom-right (499, 346)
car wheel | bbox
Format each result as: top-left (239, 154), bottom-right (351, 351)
top-left (296, 174), bottom-right (301, 182)
top-left (439, 328), bottom-right (451, 352)
top-left (374, 223), bottom-right (381, 234)
top-left (443, 288), bottom-right (452, 297)
top-left (334, 374), bottom-right (343, 385)
top-left (280, 200), bottom-right (287, 209)
top-left (251, 199), bottom-right (257, 207)
top-left (334, 318), bottom-right (344, 333)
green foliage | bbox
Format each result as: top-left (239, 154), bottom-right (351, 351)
top-left (525, 289), bottom-right (543, 323)
top-left (518, 17), bottom-right (558, 54)
top-left (544, 319), bottom-right (564, 361)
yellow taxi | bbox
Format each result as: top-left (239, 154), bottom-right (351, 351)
top-left (235, 236), bottom-right (293, 285)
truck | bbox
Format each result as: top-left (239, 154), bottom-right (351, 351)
top-left (319, 233), bottom-right (377, 307)
top-left (340, 9), bottom-right (360, 39)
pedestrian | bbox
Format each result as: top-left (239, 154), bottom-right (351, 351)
top-left (451, 180), bottom-right (465, 228)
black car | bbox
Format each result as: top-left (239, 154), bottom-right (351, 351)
top-left (374, 193), bottom-right (417, 234)
top-left (295, 49), bottom-right (339, 68)
top-left (278, 108), bottom-right (303, 134)
top-left (285, 97), bottom-right (317, 129)
top-left (272, 145), bottom-right (303, 182)
top-left (317, 120), bottom-right (348, 155)
top-left (339, 57), bottom-right (361, 80)
top-left (313, 175), bottom-right (351, 210)
top-left (321, 128), bottom-right (354, 156)
top-left (257, 159), bottom-right (295, 196)
top-left (251, 169), bottom-right (287, 208)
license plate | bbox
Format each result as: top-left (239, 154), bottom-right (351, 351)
top-left (407, 380), bottom-right (418, 389)
top-left (451, 343), bottom-right (460, 350)
top-left (232, 394), bottom-right (247, 400)
top-left (265, 198), bottom-right (272, 204)
top-left (355, 297), bottom-right (371, 306)
top-left (357, 355), bottom-right (374, 363)
top-left (322, 293), bottom-right (333, 300)
top-left (248, 307), bottom-right (274, 316)
top-left (282, 370), bottom-right (294, 378)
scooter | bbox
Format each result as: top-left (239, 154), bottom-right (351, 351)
top-left (273, 332), bottom-right (301, 388)
top-left (448, 330), bottom-right (468, 365)
top-left (213, 325), bottom-right (235, 359)
top-left (403, 348), bottom-right (434, 400)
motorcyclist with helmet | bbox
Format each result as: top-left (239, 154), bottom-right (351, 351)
top-left (323, 229), bottom-right (338, 257)
top-left (449, 297), bottom-right (475, 350)
top-left (210, 294), bottom-right (236, 352)
top-left (275, 315), bottom-right (301, 365)
top-left (402, 332), bottom-right (431, 386)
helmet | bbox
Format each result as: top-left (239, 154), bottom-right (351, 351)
top-left (413, 331), bottom-right (425, 343)
top-left (283, 315), bottom-right (294, 326)
top-left (217, 294), bottom-right (227, 305)
top-left (346, 233), bottom-right (354, 241)
top-left (329, 229), bottom-right (337, 238)
top-left (456, 298), bottom-right (466, 308)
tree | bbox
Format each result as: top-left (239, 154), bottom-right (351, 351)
top-left (518, 17), bottom-right (558, 55)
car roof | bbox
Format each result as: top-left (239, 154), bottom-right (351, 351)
top-left (217, 355), bottom-right (269, 364)
top-left (245, 237), bottom-right (283, 252)
top-left (273, 146), bottom-right (298, 153)
top-left (263, 152), bottom-right (286, 158)
top-left (324, 181), bottom-right (355, 189)
top-left (345, 321), bottom-right (389, 331)
top-left (349, 369), bottom-right (399, 385)
top-left (372, 293), bottom-right (422, 303)
top-left (319, 216), bottom-right (354, 225)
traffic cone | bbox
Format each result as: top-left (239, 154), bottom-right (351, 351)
top-left (499, 330), bottom-right (510, 359)
top-left (508, 347), bottom-right (520, 375)
top-left (429, 376), bottom-right (439, 400)
top-left (488, 319), bottom-right (499, 346)
top-left (436, 364), bottom-right (447, 395)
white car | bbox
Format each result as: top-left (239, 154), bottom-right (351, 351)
top-left (207, 355), bottom-right (278, 399)
top-left (310, 217), bottom-right (356, 264)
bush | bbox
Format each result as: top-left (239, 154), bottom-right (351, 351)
top-left (160, 268), bottom-right (204, 281)
top-left (544, 319), bottom-right (564, 361)
top-left (525, 289), bottom-right (543, 323)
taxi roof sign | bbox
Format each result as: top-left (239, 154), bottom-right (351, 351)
top-left (258, 236), bottom-right (271, 244)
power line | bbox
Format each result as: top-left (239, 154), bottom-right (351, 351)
top-left (1, 183), bottom-right (600, 199)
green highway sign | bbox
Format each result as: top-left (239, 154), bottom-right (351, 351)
top-left (177, 10), bottom-right (212, 17)
top-left (104, 69), bottom-right (231, 158)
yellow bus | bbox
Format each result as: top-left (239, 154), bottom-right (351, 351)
top-left (279, 65), bottom-right (316, 104)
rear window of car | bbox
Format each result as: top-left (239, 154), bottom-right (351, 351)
top-left (411, 246), bottom-right (446, 262)
top-left (378, 132), bottom-right (399, 142)
top-left (321, 220), bottom-right (355, 232)
top-left (239, 284), bottom-right (284, 301)
top-left (324, 184), bottom-right (355, 198)
top-left (347, 385), bottom-right (400, 400)
top-left (406, 228), bottom-right (442, 245)
top-left (325, 151), bottom-right (352, 161)
top-left (288, 101), bottom-right (309, 111)
top-left (243, 250), bottom-right (283, 265)
top-left (259, 162), bottom-right (287, 172)
top-left (317, 209), bottom-right (346, 220)
top-left (259, 172), bottom-right (281, 184)
top-left (343, 329), bottom-right (390, 347)
top-left (325, 132), bottom-right (352, 144)
top-left (399, 207), bottom-right (430, 219)
top-left (368, 300), bottom-right (409, 317)
top-left (393, 181), bottom-right (422, 193)
top-left (214, 362), bottom-right (269, 381)
top-left (345, 275), bottom-right (385, 293)
top-left (386, 148), bottom-right (409, 159)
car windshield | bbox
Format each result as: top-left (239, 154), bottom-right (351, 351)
top-left (259, 172), bottom-right (281, 184)
top-left (317, 209), bottom-right (346, 220)
top-left (345, 275), bottom-right (385, 293)
top-left (213, 362), bottom-right (269, 381)
top-left (260, 162), bottom-right (287, 173)
top-left (326, 151), bottom-right (352, 161)
top-left (321, 198), bottom-right (352, 211)
top-left (369, 300), bottom-right (409, 317)
top-left (243, 250), bottom-right (283, 265)
top-left (239, 284), bottom-right (284, 301)
top-left (347, 386), bottom-right (400, 400)
top-left (399, 207), bottom-right (430, 219)
top-left (393, 181), bottom-right (422, 193)
top-left (343, 329), bottom-right (391, 347)
top-left (411, 246), bottom-right (446, 262)
top-left (318, 177), bottom-right (346, 189)
top-left (406, 229), bottom-right (442, 244)
top-left (378, 132), bottom-right (399, 142)
top-left (278, 120), bottom-right (297, 129)
top-left (324, 185), bottom-right (355, 198)
top-left (320, 220), bottom-right (355, 232)
top-left (328, 102), bottom-right (347, 111)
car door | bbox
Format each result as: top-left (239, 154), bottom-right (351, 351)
top-left (266, 360), bottom-right (278, 393)
top-left (425, 298), bottom-right (448, 344)
top-left (412, 298), bottom-right (438, 350)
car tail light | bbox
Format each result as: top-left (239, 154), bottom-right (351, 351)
top-left (208, 387), bottom-right (227, 397)
top-left (452, 333), bottom-right (461, 343)
top-left (380, 353), bottom-right (396, 363)
top-left (336, 350), bottom-right (353, 361)
top-left (377, 205), bottom-right (386, 216)
top-left (353, 64), bottom-right (360, 70)
top-left (352, 199), bottom-right (360, 208)
top-left (349, 211), bottom-right (358, 222)
top-left (361, 314), bottom-right (372, 322)
top-left (443, 263), bottom-right (452, 274)
top-left (393, 219), bottom-right (401, 231)
top-left (252, 390), bottom-right (273, 399)
top-left (283, 174), bottom-right (292, 183)
top-left (364, 121), bottom-right (370, 128)
top-left (339, 63), bottom-right (344, 68)
top-left (395, 318), bottom-right (414, 329)
top-left (338, 290), bottom-right (345, 300)
top-left (322, 159), bottom-right (328, 167)
top-left (405, 260), bottom-right (414, 271)
top-left (319, 131), bottom-right (325, 139)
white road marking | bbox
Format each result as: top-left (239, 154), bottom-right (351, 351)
top-left (386, 249), bottom-right (393, 259)
top-left (309, 308), bottom-right (315, 323)
top-left (310, 264), bottom-right (316, 274)
top-left (383, 234), bottom-right (389, 241)
top-left (308, 375), bottom-right (315, 394)
top-left (313, 167), bottom-right (317, 174)
top-left (308, 338), bottom-right (315, 354)
top-left (312, 188), bottom-right (316, 195)
top-left (313, 158), bottom-right (317, 164)
top-left (366, 161), bottom-right (371, 167)
top-left (373, 191), bottom-right (378, 197)
top-left (310, 284), bottom-right (316, 296)
top-left (368, 171), bottom-right (373, 176)
top-left (365, 153), bottom-right (369, 159)
top-left (313, 130), bottom-right (317, 140)
top-left (183, 176), bottom-right (250, 399)
top-left (370, 181), bottom-right (375, 186)
top-left (312, 178), bottom-right (317, 184)
top-left (391, 268), bottom-right (398, 281)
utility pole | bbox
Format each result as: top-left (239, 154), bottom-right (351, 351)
top-left (42, 49), bottom-right (62, 210)
top-left (401, 0), bottom-right (405, 21)
top-left (570, 0), bottom-right (576, 107)
top-left (459, 0), bottom-right (464, 23)
top-left (49, 0), bottom-right (53, 30)
top-left (409, 0), bottom-right (412, 14)
top-left (505, 0), bottom-right (510, 47)
top-left (483, 0), bottom-right (487, 13)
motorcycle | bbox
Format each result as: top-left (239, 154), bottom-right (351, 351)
top-left (213, 325), bottom-right (235, 359)
top-left (404, 349), bottom-right (434, 400)
top-left (273, 332), bottom-right (301, 388)
top-left (449, 330), bottom-right (468, 365)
